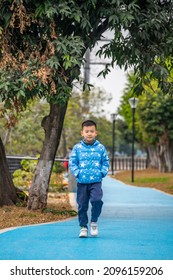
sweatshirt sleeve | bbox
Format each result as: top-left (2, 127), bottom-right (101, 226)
top-left (101, 146), bottom-right (110, 178)
top-left (69, 145), bottom-right (79, 178)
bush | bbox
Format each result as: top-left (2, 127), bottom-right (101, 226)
top-left (20, 159), bottom-right (37, 172)
top-left (52, 161), bottom-right (65, 173)
top-left (13, 159), bottom-right (66, 190)
top-left (13, 169), bottom-right (33, 188)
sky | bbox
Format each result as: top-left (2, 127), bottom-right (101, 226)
top-left (90, 64), bottom-right (127, 119)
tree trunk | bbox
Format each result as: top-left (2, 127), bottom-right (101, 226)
top-left (157, 143), bottom-right (167, 172)
top-left (156, 134), bottom-right (173, 173)
top-left (27, 102), bottom-right (68, 210)
top-left (146, 145), bottom-right (159, 169)
top-left (2, 127), bottom-right (11, 146)
top-left (164, 140), bottom-right (173, 172)
top-left (0, 137), bottom-right (18, 207)
top-left (58, 128), bottom-right (67, 157)
top-left (146, 139), bottom-right (173, 173)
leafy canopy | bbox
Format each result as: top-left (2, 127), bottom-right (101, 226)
top-left (0, 0), bottom-right (173, 112)
top-left (119, 60), bottom-right (173, 148)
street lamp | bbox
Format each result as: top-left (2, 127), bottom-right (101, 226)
top-left (128, 97), bottom-right (139, 182)
top-left (111, 113), bottom-right (117, 175)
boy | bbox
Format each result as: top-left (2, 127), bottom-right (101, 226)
top-left (69, 120), bottom-right (109, 238)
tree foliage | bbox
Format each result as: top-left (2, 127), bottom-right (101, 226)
top-left (1, 0), bottom-right (172, 150)
top-left (0, 0), bottom-right (172, 114)
top-left (1, 87), bottom-right (132, 157)
top-left (0, 99), bottom-right (49, 155)
top-left (138, 93), bottom-right (173, 146)
top-left (138, 92), bottom-right (173, 172)
top-left (120, 56), bottom-right (173, 145)
top-left (119, 64), bottom-right (173, 172)
top-left (97, 1), bottom-right (173, 94)
top-left (1, 88), bottom-right (113, 155)
top-left (0, 0), bottom-right (85, 111)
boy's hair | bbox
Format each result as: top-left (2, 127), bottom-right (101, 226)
top-left (82, 120), bottom-right (97, 129)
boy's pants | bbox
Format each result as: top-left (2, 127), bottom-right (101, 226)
top-left (77, 182), bottom-right (103, 228)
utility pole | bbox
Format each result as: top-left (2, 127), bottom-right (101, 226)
top-left (84, 48), bottom-right (90, 84)
top-left (83, 39), bottom-right (111, 84)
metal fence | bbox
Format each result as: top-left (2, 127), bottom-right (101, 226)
top-left (6, 155), bottom-right (147, 175)
top-left (6, 155), bottom-right (67, 175)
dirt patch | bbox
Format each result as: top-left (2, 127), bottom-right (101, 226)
top-left (0, 192), bottom-right (77, 230)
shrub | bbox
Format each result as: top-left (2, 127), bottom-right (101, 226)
top-left (13, 159), bottom-right (66, 191)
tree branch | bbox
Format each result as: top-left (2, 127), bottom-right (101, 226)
top-left (89, 19), bottom-right (109, 46)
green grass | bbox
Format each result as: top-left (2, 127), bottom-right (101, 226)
top-left (134, 177), bottom-right (169, 184)
top-left (113, 169), bottom-right (173, 195)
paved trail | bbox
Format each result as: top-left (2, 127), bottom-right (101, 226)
top-left (0, 176), bottom-right (173, 260)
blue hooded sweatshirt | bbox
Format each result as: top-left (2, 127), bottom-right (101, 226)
top-left (69, 140), bottom-right (109, 184)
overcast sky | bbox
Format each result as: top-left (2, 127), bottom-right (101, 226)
top-left (90, 64), bottom-right (127, 119)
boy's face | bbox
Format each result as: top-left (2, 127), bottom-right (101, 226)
top-left (81, 125), bottom-right (97, 143)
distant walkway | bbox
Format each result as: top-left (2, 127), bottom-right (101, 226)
top-left (0, 176), bottom-right (173, 260)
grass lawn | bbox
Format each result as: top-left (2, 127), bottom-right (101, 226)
top-left (112, 168), bottom-right (173, 196)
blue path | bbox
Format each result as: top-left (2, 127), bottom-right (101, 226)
top-left (0, 176), bottom-right (173, 260)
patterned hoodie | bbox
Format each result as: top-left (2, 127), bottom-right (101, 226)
top-left (69, 140), bottom-right (109, 184)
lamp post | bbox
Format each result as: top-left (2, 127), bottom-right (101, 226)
top-left (111, 113), bottom-right (117, 175)
top-left (128, 98), bottom-right (139, 182)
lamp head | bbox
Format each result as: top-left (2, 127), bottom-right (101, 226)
top-left (128, 97), bottom-right (139, 109)
top-left (111, 113), bottom-right (117, 121)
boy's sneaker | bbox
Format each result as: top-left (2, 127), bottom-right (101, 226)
top-left (79, 227), bottom-right (88, 238)
top-left (90, 222), bottom-right (98, 236)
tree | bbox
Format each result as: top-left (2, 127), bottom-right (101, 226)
top-left (138, 93), bottom-right (173, 172)
top-left (0, 99), bottom-right (49, 155)
top-left (0, 137), bottom-right (18, 206)
top-left (119, 61), bottom-right (173, 172)
top-left (97, 1), bottom-right (173, 94)
top-left (116, 118), bottom-right (132, 156)
top-left (1, 86), bottom-right (112, 156)
top-left (0, 0), bottom-right (173, 209)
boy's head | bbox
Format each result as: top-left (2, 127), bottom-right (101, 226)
top-left (81, 120), bottom-right (97, 143)
top-left (81, 120), bottom-right (97, 129)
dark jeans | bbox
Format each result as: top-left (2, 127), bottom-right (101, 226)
top-left (77, 182), bottom-right (103, 228)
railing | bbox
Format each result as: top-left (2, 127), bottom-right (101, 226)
top-left (112, 156), bottom-right (147, 171)
top-left (6, 155), bottom-right (147, 193)
top-left (6, 155), bottom-right (67, 175)
top-left (6, 155), bottom-right (147, 175)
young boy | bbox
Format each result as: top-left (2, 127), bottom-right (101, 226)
top-left (69, 120), bottom-right (109, 238)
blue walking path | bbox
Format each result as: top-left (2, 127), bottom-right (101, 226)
top-left (0, 176), bottom-right (173, 260)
